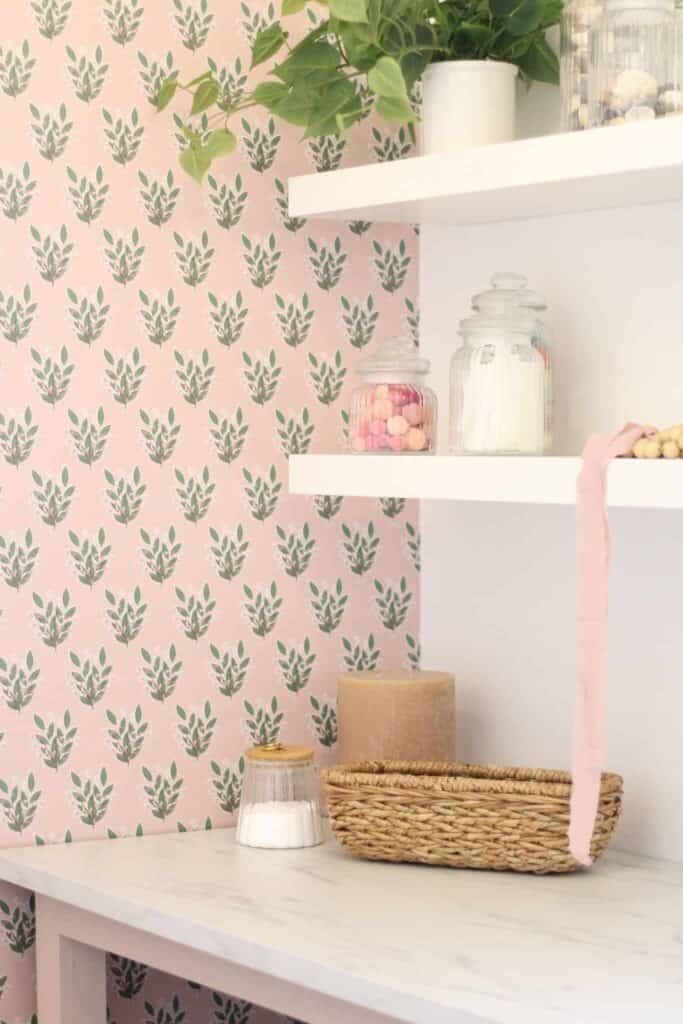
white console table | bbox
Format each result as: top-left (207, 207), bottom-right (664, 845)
top-left (0, 828), bottom-right (681, 1023)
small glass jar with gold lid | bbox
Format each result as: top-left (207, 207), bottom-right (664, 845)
top-left (237, 743), bottom-right (324, 849)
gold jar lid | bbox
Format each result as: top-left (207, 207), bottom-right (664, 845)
top-left (245, 742), bottom-right (314, 764)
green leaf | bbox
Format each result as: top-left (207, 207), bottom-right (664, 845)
top-left (367, 56), bottom-right (408, 101)
top-left (251, 23), bottom-right (288, 69)
top-left (275, 39), bottom-right (340, 82)
top-left (507, 0), bottom-right (545, 35)
top-left (375, 94), bottom-right (416, 124)
top-left (335, 94), bottom-right (363, 132)
top-left (539, 0), bottom-right (563, 27)
top-left (186, 70), bottom-right (213, 88)
top-left (268, 81), bottom-right (314, 126)
top-left (179, 145), bottom-right (211, 183)
top-left (495, 31), bottom-right (534, 59)
top-left (516, 35), bottom-right (559, 83)
top-left (489, 0), bottom-right (521, 15)
top-left (339, 22), bottom-right (380, 71)
top-left (191, 79), bottom-right (220, 115)
top-left (329, 0), bottom-right (368, 22)
top-left (282, 0), bottom-right (306, 11)
top-left (156, 78), bottom-right (177, 112)
top-left (305, 76), bottom-right (358, 136)
top-left (252, 80), bottom-right (290, 110)
top-left (205, 129), bottom-right (237, 158)
top-left (399, 49), bottom-right (431, 93)
top-left (452, 22), bottom-right (495, 51)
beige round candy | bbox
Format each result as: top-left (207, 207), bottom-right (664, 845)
top-left (633, 438), bottom-right (650, 459)
top-left (656, 430), bottom-right (671, 443)
top-left (662, 440), bottom-right (680, 459)
top-left (387, 415), bottom-right (408, 437)
top-left (666, 425), bottom-right (682, 442)
top-left (644, 440), bottom-right (661, 459)
top-left (406, 427), bottom-right (426, 452)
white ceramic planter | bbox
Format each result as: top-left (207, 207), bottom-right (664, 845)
top-left (421, 60), bottom-right (519, 155)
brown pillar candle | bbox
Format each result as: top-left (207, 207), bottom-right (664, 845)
top-left (337, 670), bottom-right (455, 763)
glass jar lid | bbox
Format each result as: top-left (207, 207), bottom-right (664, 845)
top-left (245, 742), bottom-right (314, 765)
top-left (357, 336), bottom-right (430, 376)
top-left (516, 288), bottom-right (547, 312)
top-left (463, 273), bottom-right (535, 336)
top-left (472, 272), bottom-right (530, 316)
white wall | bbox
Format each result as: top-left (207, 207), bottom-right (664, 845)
top-left (419, 201), bottom-right (683, 861)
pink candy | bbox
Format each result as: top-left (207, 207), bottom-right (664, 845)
top-left (351, 381), bottom-right (430, 454)
top-left (403, 403), bottom-right (423, 427)
top-left (371, 398), bottom-right (392, 420)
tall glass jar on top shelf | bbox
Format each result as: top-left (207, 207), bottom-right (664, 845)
top-left (589, 0), bottom-right (680, 126)
top-left (561, 0), bottom-right (604, 130)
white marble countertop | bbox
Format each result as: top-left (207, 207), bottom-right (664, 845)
top-left (1, 828), bottom-right (682, 1023)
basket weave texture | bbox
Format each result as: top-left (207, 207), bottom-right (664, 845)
top-left (323, 760), bottom-right (623, 874)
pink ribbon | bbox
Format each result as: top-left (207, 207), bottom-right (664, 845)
top-left (570, 422), bottom-right (651, 865)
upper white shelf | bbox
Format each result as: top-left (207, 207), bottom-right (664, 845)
top-left (289, 118), bottom-right (683, 225)
top-left (289, 454), bottom-right (683, 509)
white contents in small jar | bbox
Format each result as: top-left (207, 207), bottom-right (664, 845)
top-left (237, 800), bottom-right (322, 849)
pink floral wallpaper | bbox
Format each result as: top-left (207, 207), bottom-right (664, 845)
top-left (0, 1), bottom-right (419, 1021)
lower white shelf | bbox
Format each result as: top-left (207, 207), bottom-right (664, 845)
top-left (289, 454), bottom-right (683, 509)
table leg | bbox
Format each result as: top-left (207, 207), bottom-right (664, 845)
top-left (35, 895), bottom-right (403, 1024)
top-left (36, 895), bottom-right (107, 1024)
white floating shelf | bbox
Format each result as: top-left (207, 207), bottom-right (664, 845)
top-left (289, 454), bottom-right (683, 509)
top-left (289, 118), bottom-right (683, 225)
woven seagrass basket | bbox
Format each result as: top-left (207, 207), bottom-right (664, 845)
top-left (323, 760), bottom-right (623, 874)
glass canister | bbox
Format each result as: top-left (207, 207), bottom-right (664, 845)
top-left (237, 743), bottom-right (323, 850)
top-left (347, 336), bottom-right (437, 454)
top-left (449, 279), bottom-right (545, 455)
top-left (589, 0), bottom-right (680, 127)
top-left (561, 0), bottom-right (604, 130)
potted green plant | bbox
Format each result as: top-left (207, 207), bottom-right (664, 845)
top-left (157, 0), bottom-right (562, 179)
top-left (422, 0), bottom-right (562, 153)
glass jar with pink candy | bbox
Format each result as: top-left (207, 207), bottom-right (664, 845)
top-left (347, 337), bottom-right (437, 455)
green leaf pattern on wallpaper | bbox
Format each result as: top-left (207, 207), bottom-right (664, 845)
top-left (0, 1), bottom-right (418, 1022)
